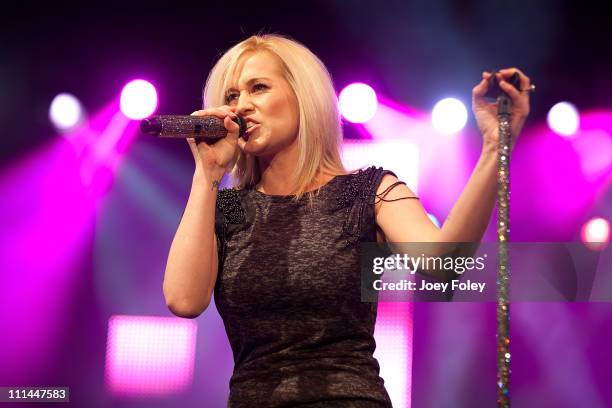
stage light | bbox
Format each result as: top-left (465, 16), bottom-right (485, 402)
top-left (580, 217), bottom-right (610, 251)
top-left (374, 302), bottom-right (412, 408)
top-left (120, 79), bottom-right (158, 120)
top-left (341, 139), bottom-right (419, 194)
top-left (431, 98), bottom-right (467, 134)
top-left (547, 102), bottom-right (579, 137)
top-left (339, 83), bottom-right (378, 123)
top-left (49, 93), bottom-right (85, 132)
top-left (572, 129), bottom-right (612, 181)
top-left (105, 315), bottom-right (197, 396)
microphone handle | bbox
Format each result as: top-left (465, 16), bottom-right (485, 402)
top-left (140, 115), bottom-right (246, 140)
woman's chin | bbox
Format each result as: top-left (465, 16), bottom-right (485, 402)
top-left (241, 136), bottom-right (268, 154)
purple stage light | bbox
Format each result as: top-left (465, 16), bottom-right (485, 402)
top-left (0, 139), bottom-right (97, 384)
top-left (120, 80), bottom-right (158, 120)
top-left (374, 302), bottom-right (413, 408)
top-left (568, 111), bottom-right (612, 182)
top-left (339, 83), bottom-right (378, 123)
top-left (49, 93), bottom-right (85, 132)
top-left (358, 99), bottom-right (473, 232)
top-left (581, 217), bottom-right (610, 251)
top-left (431, 98), bottom-right (467, 135)
top-left (547, 102), bottom-right (580, 137)
top-left (572, 129), bottom-right (612, 182)
top-left (341, 139), bottom-right (419, 193)
top-left (60, 100), bottom-right (139, 196)
top-left (105, 315), bottom-right (197, 396)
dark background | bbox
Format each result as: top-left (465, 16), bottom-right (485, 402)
top-left (2, 1), bottom-right (611, 165)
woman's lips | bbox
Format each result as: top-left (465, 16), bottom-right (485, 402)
top-left (243, 123), bottom-right (260, 141)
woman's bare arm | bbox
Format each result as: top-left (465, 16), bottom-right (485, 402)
top-left (376, 67), bottom-right (532, 245)
top-left (374, 146), bottom-right (497, 281)
top-left (163, 171), bottom-right (220, 318)
top-left (162, 106), bottom-right (240, 318)
top-left (375, 142), bottom-right (498, 245)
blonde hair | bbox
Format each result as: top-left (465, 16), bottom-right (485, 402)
top-left (203, 34), bottom-right (346, 200)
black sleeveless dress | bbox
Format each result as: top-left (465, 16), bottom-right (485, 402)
top-left (214, 166), bottom-right (396, 407)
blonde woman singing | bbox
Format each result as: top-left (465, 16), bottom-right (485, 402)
top-left (163, 34), bottom-right (531, 407)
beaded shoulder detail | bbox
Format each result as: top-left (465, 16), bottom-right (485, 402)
top-left (216, 188), bottom-right (245, 225)
top-left (331, 166), bottom-right (383, 211)
top-left (330, 166), bottom-right (389, 247)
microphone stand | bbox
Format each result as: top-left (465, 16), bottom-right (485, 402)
top-left (493, 80), bottom-right (515, 408)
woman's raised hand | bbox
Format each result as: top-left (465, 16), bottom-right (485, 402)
top-left (186, 105), bottom-right (241, 182)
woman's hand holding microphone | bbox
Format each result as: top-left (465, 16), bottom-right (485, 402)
top-left (187, 106), bottom-right (241, 188)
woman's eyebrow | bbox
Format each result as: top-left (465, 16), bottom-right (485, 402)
top-left (227, 77), bottom-right (271, 91)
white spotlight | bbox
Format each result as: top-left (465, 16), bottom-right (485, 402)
top-left (49, 93), bottom-right (85, 132)
top-left (338, 83), bottom-right (378, 123)
top-left (431, 98), bottom-right (468, 135)
top-left (120, 79), bottom-right (158, 120)
top-left (581, 217), bottom-right (610, 251)
top-left (547, 102), bottom-right (580, 137)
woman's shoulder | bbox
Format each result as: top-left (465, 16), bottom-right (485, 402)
top-left (332, 165), bottom-right (398, 207)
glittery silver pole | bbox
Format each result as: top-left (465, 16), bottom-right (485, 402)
top-left (496, 98), bottom-right (512, 407)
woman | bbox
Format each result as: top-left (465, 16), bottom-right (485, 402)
top-left (162, 34), bottom-right (531, 407)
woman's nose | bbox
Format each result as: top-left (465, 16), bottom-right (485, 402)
top-left (235, 94), bottom-right (255, 116)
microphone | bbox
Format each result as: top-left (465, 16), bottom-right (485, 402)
top-left (140, 115), bottom-right (247, 142)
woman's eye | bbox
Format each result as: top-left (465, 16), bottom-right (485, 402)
top-left (226, 84), bottom-right (267, 102)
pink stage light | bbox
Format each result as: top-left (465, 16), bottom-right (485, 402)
top-left (341, 139), bottom-right (419, 193)
top-left (0, 139), bottom-right (96, 384)
top-left (547, 102), bottom-right (580, 137)
top-left (120, 80), bottom-right (158, 120)
top-left (571, 130), bottom-right (612, 182)
top-left (0, 99), bottom-right (142, 383)
top-left (339, 83), bottom-right (378, 123)
top-left (580, 217), bottom-right (610, 251)
top-left (374, 302), bottom-right (413, 408)
top-left (105, 315), bottom-right (197, 397)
